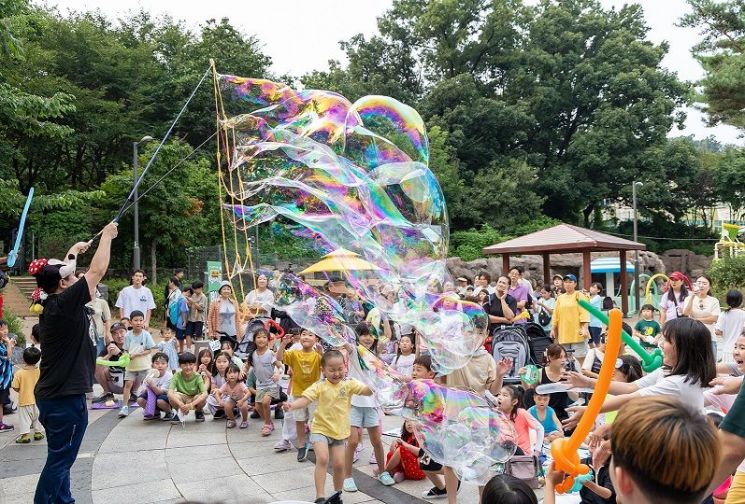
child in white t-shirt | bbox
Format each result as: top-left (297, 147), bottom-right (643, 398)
top-left (716, 290), bottom-right (745, 364)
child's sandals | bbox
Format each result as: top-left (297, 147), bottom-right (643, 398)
top-left (33, 432), bottom-right (45, 441)
top-left (226, 420), bottom-right (237, 429)
top-left (15, 434), bottom-right (31, 444)
top-left (239, 421), bottom-right (249, 429)
top-left (261, 423), bottom-right (274, 436)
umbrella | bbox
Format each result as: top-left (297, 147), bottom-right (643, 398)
top-left (299, 248), bottom-right (381, 275)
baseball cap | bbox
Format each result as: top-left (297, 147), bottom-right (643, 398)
top-left (563, 274), bottom-right (578, 282)
top-left (669, 271), bottom-right (686, 281)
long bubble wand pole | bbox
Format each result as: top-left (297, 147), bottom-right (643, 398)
top-left (550, 307), bottom-right (623, 493)
top-left (87, 64), bottom-right (212, 244)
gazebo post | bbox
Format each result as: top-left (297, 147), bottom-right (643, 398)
top-left (542, 253), bottom-right (550, 286)
top-left (620, 250), bottom-right (629, 316)
top-left (502, 254), bottom-right (510, 274)
top-left (582, 252), bottom-right (591, 290)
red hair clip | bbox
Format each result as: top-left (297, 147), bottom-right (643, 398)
top-left (28, 258), bottom-right (48, 276)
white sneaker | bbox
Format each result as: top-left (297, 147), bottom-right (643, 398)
top-left (274, 439), bottom-right (293, 452)
top-left (118, 406), bottom-right (129, 418)
top-left (369, 453), bottom-right (377, 465)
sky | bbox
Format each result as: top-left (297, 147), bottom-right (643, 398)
top-left (41, 0), bottom-right (744, 145)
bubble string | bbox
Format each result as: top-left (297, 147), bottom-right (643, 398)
top-left (550, 308), bottom-right (623, 493)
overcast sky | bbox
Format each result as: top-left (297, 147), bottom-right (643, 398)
top-left (41, 0), bottom-right (743, 145)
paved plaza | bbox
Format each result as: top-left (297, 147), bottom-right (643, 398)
top-left (0, 399), bottom-right (497, 504)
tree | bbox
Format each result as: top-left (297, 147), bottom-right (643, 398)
top-left (680, 0), bottom-right (745, 128)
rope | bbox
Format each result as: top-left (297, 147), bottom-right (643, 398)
top-left (114, 65), bottom-right (212, 223)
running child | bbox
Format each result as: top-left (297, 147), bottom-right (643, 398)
top-left (283, 349), bottom-right (373, 504)
top-left (250, 329), bottom-right (283, 436)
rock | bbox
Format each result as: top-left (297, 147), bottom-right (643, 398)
top-left (660, 249), bottom-right (712, 279)
top-left (447, 250), bottom-right (667, 286)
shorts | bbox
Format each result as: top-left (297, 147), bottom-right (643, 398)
top-left (350, 405), bottom-right (379, 428)
top-left (0, 387), bottom-right (9, 404)
top-left (138, 391), bottom-right (168, 403)
top-left (589, 326), bottom-right (602, 345)
top-left (289, 395), bottom-right (313, 422)
top-left (418, 449), bottom-right (443, 472)
top-left (170, 392), bottom-right (202, 405)
top-left (309, 432), bottom-right (346, 447)
top-left (562, 340), bottom-right (588, 357)
top-left (256, 387), bottom-right (280, 403)
top-left (124, 369), bottom-right (150, 382)
top-left (175, 328), bottom-right (186, 341)
top-left (185, 321), bottom-right (204, 338)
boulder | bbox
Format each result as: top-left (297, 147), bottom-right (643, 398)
top-left (660, 249), bottom-right (712, 279)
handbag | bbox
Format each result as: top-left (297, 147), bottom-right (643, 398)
top-left (538, 308), bottom-right (551, 327)
top-left (504, 454), bottom-right (541, 488)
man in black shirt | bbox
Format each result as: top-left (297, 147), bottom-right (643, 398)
top-left (30, 222), bottom-right (118, 504)
top-left (485, 274), bottom-right (517, 333)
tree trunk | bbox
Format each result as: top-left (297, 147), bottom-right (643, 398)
top-left (151, 241), bottom-right (157, 286)
top-left (582, 202), bottom-right (595, 228)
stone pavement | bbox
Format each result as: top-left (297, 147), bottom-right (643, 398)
top-left (0, 402), bottom-right (498, 504)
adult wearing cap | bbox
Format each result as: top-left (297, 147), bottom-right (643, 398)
top-left (207, 281), bottom-right (241, 341)
top-left (550, 274), bottom-right (590, 357)
top-left (29, 222), bottom-right (118, 504)
top-left (659, 271), bottom-right (690, 326)
top-left (92, 322), bottom-right (127, 402)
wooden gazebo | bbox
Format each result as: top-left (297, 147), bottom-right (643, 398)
top-left (482, 224), bottom-right (645, 315)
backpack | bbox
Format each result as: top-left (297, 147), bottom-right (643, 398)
top-left (491, 325), bottom-right (530, 384)
top-left (524, 322), bottom-right (553, 366)
top-left (537, 308), bottom-right (551, 327)
top-left (168, 295), bottom-right (182, 326)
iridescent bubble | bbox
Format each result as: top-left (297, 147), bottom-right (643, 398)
top-left (217, 74), bottom-right (486, 375)
top-left (400, 379), bottom-right (518, 483)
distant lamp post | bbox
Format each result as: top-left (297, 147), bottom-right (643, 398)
top-left (632, 181), bottom-right (643, 313)
top-left (133, 135), bottom-right (154, 271)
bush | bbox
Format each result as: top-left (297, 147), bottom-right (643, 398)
top-left (450, 225), bottom-right (511, 261)
top-left (3, 309), bottom-right (26, 347)
top-left (709, 255), bottom-right (745, 291)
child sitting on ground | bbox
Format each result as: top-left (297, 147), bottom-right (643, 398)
top-left (11, 347), bottom-right (43, 443)
top-left (119, 310), bottom-right (155, 418)
top-left (283, 349), bottom-right (373, 504)
top-left (207, 352), bottom-right (231, 419)
top-left (497, 385), bottom-right (544, 456)
top-left (276, 328), bottom-right (321, 461)
top-left (528, 392), bottom-right (564, 442)
top-left (136, 352), bottom-right (173, 421)
top-left (216, 363), bottom-right (251, 429)
top-left (382, 420), bottom-right (425, 483)
top-left (167, 352), bottom-right (208, 424)
top-left (250, 329), bottom-right (283, 436)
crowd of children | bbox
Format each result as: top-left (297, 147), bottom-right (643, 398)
top-left (2, 268), bottom-right (745, 504)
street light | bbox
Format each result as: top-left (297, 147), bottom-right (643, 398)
top-left (632, 181), bottom-right (643, 313)
top-left (133, 135), bottom-right (154, 271)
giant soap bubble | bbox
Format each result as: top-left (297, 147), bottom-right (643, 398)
top-left (216, 75), bottom-right (486, 375)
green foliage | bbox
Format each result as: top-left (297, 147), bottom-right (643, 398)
top-left (709, 255), bottom-right (745, 291)
top-left (450, 225), bottom-right (511, 261)
top-left (3, 309), bottom-right (26, 347)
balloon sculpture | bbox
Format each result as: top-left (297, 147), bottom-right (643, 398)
top-left (550, 308), bottom-right (623, 493)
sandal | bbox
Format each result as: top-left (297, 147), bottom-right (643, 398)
top-left (261, 424), bottom-right (273, 436)
top-left (226, 420), bottom-right (236, 429)
top-left (33, 432), bottom-right (45, 441)
top-left (239, 421), bottom-right (249, 429)
top-left (15, 434), bottom-right (31, 444)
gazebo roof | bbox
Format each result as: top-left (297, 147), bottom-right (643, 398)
top-left (482, 224), bottom-right (646, 255)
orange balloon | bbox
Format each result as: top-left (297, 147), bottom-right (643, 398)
top-left (550, 308), bottom-right (623, 493)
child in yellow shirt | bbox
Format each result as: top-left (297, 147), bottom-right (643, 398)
top-left (11, 347), bottom-right (44, 443)
top-left (277, 328), bottom-right (322, 462)
top-left (283, 349), bottom-right (372, 504)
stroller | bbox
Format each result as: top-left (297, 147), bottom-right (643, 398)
top-left (523, 322), bottom-right (553, 366)
top-left (235, 317), bottom-right (285, 361)
top-left (491, 325), bottom-right (531, 384)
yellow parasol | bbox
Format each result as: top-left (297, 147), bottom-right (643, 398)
top-left (299, 248), bottom-right (381, 275)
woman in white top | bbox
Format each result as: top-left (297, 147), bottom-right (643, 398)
top-left (683, 275), bottom-right (721, 357)
top-left (207, 281), bottom-right (241, 340)
top-left (658, 271), bottom-right (690, 326)
top-left (563, 317), bottom-right (716, 429)
top-left (244, 274), bottom-right (275, 319)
